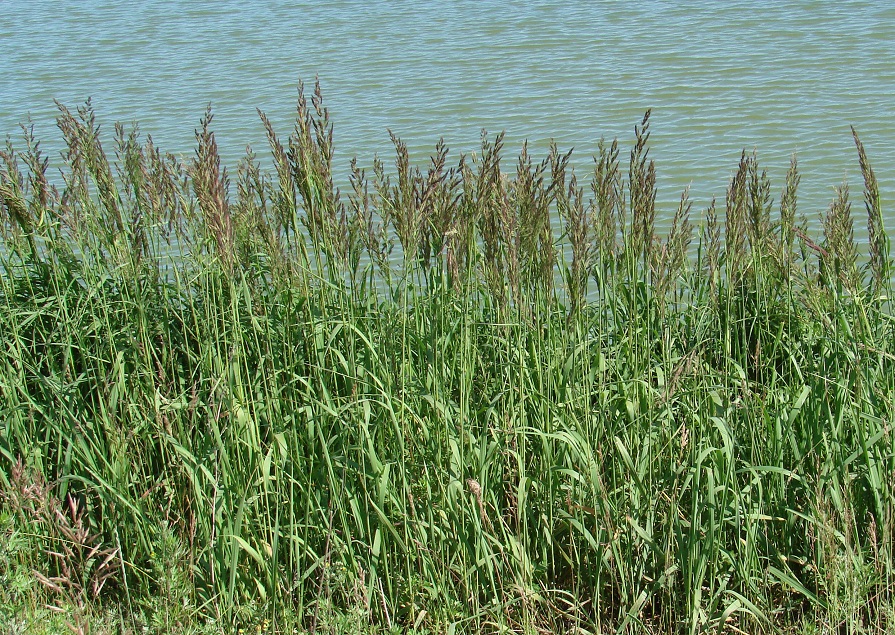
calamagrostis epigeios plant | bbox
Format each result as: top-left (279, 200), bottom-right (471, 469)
top-left (652, 185), bottom-right (693, 305)
top-left (190, 107), bottom-right (234, 269)
top-left (629, 110), bottom-right (656, 268)
top-left (561, 170), bottom-right (592, 314)
top-left (56, 100), bottom-right (124, 244)
top-left (0, 138), bottom-right (36, 256)
top-left (725, 151), bottom-right (750, 284)
top-left (418, 138), bottom-right (459, 272)
top-left (703, 197), bottom-right (720, 296)
top-left (779, 155), bottom-right (800, 280)
top-left (852, 127), bottom-right (889, 293)
top-left (592, 137), bottom-right (622, 272)
top-left (475, 131), bottom-right (508, 301)
top-left (259, 108), bottom-right (298, 242)
top-left (290, 80), bottom-right (349, 275)
top-left (822, 183), bottom-right (858, 292)
top-left (511, 141), bottom-right (552, 301)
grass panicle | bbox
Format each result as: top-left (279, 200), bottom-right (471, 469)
top-left (853, 126), bottom-right (890, 294)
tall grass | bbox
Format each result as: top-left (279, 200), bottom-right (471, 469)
top-left (1, 82), bottom-right (894, 633)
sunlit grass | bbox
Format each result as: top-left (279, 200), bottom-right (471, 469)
top-left (1, 84), bottom-right (893, 633)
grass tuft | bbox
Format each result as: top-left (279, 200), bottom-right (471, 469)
top-left (1, 89), bottom-right (894, 633)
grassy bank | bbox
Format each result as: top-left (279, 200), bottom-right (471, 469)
top-left (1, 84), bottom-right (894, 634)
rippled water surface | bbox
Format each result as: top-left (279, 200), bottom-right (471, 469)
top-left (2, 1), bottom-right (894, 225)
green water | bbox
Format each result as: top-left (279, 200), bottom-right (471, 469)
top-left (2, 0), bottom-right (894, 229)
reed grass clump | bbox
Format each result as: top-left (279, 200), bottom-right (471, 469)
top-left (1, 83), bottom-right (894, 634)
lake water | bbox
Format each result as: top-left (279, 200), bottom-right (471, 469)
top-left (2, 1), bottom-right (894, 233)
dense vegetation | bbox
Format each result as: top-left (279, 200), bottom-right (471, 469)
top-left (1, 83), bottom-right (894, 634)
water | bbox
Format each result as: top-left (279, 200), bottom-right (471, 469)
top-left (2, 1), bottom-right (894, 230)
